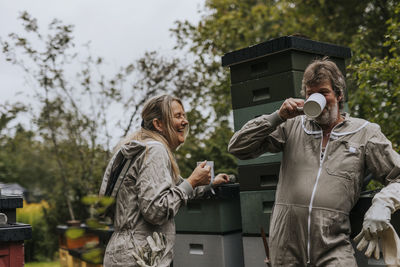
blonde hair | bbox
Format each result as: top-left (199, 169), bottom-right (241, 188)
top-left (119, 94), bottom-right (185, 183)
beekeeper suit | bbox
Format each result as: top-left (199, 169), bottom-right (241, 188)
top-left (100, 140), bottom-right (212, 267)
top-left (228, 58), bottom-right (400, 266)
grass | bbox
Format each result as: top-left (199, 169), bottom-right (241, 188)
top-left (25, 261), bottom-right (60, 267)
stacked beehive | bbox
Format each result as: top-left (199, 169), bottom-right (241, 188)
top-left (174, 184), bottom-right (244, 267)
top-left (222, 36), bottom-right (351, 267)
top-left (0, 195), bottom-right (32, 266)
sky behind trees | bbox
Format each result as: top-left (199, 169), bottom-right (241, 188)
top-left (0, 0), bottom-right (204, 104)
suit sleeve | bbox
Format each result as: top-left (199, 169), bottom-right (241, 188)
top-left (137, 144), bottom-right (193, 225)
top-left (366, 124), bottom-right (400, 211)
top-left (228, 111), bottom-right (287, 160)
top-left (174, 176), bottom-right (213, 199)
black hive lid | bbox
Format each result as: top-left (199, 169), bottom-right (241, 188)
top-left (221, 36), bottom-right (352, 67)
top-left (0, 223), bottom-right (32, 241)
top-left (0, 195), bottom-right (23, 210)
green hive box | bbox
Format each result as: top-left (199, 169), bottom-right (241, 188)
top-left (233, 101), bottom-right (283, 166)
top-left (240, 190), bottom-right (275, 235)
top-left (237, 152), bottom-right (282, 166)
top-left (231, 70), bottom-right (303, 109)
top-left (223, 35), bottom-right (352, 113)
top-left (175, 184), bottom-right (242, 234)
top-left (233, 101), bottom-right (283, 131)
top-left (227, 49), bottom-right (347, 85)
top-left (228, 37), bottom-right (352, 167)
top-left (222, 36), bottom-right (351, 82)
top-left (238, 162), bottom-right (280, 191)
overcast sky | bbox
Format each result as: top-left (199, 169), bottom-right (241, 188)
top-left (0, 0), bottom-right (205, 104)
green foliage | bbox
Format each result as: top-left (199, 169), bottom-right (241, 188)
top-left (65, 228), bottom-right (85, 239)
top-left (0, 103), bottom-right (26, 133)
top-left (348, 1), bottom-right (400, 150)
top-left (171, 0), bottom-right (396, 122)
top-left (67, 195), bottom-right (116, 264)
top-left (25, 262), bottom-right (60, 267)
top-left (17, 201), bottom-right (55, 262)
top-left (28, 217), bottom-right (56, 262)
top-left (82, 194), bottom-right (115, 228)
top-left (0, 12), bottom-right (183, 223)
top-left (81, 248), bottom-right (103, 264)
top-left (0, 11), bottom-right (214, 261)
top-left (176, 119), bottom-right (237, 178)
top-left (1, 11), bottom-right (115, 220)
top-left (171, 0), bottom-right (400, 181)
top-left (366, 180), bottom-right (384, 192)
top-left (2, 1), bottom-right (400, 262)
top-left (172, 0), bottom-right (292, 120)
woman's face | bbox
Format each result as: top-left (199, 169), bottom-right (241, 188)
top-left (171, 100), bottom-right (188, 148)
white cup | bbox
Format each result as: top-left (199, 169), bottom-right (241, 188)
top-left (197, 161), bottom-right (215, 193)
top-left (197, 161), bottom-right (214, 181)
top-left (303, 93), bottom-right (326, 118)
top-left (0, 213), bottom-right (7, 225)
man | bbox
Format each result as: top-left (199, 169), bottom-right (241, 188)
top-left (228, 58), bottom-right (400, 266)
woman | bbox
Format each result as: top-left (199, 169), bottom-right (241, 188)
top-left (101, 94), bottom-right (229, 267)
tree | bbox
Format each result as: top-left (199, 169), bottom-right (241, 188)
top-left (348, 2), bottom-right (400, 150)
top-left (0, 102), bottom-right (26, 134)
top-left (170, 0), bottom-right (400, 181)
top-left (0, 12), bottom-right (196, 221)
top-left (1, 12), bottom-right (209, 260)
top-left (2, 2), bottom-right (400, 260)
top-left (171, 0), bottom-right (397, 118)
top-left (1, 12), bottom-right (113, 220)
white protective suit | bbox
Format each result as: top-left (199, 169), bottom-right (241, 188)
top-left (100, 140), bottom-right (211, 267)
top-left (228, 111), bottom-right (400, 266)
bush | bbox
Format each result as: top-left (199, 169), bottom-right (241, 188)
top-left (17, 200), bottom-right (56, 262)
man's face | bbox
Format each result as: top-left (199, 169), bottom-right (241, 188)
top-left (305, 80), bottom-right (341, 127)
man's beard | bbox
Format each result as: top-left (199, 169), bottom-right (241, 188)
top-left (314, 104), bottom-right (338, 127)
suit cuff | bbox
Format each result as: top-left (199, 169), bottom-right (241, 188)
top-left (269, 110), bottom-right (286, 126)
top-left (179, 179), bottom-right (194, 198)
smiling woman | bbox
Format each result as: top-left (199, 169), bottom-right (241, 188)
top-left (99, 94), bottom-right (229, 267)
top-left (142, 96), bottom-right (189, 153)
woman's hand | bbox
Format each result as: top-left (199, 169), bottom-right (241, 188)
top-left (187, 161), bottom-right (211, 188)
top-left (212, 173), bottom-right (230, 186)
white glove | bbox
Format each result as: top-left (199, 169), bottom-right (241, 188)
top-left (354, 231), bottom-right (380, 259)
top-left (354, 182), bottom-right (400, 260)
top-left (363, 182), bottom-right (400, 239)
top-left (353, 200), bottom-right (389, 260)
top-left (363, 200), bottom-right (391, 238)
top-left (381, 224), bottom-right (400, 266)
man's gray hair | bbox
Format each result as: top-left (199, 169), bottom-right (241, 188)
top-left (301, 57), bottom-right (346, 110)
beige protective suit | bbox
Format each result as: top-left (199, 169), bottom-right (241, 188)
top-left (101, 140), bottom-right (210, 267)
top-left (228, 111), bottom-right (400, 266)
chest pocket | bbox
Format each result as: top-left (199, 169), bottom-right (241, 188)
top-left (326, 140), bottom-right (363, 179)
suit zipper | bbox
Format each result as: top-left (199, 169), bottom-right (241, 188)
top-left (306, 132), bottom-right (330, 264)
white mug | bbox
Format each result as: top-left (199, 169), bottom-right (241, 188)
top-left (303, 93), bottom-right (326, 118)
top-left (197, 161), bottom-right (215, 193)
top-left (196, 161), bottom-right (214, 182)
